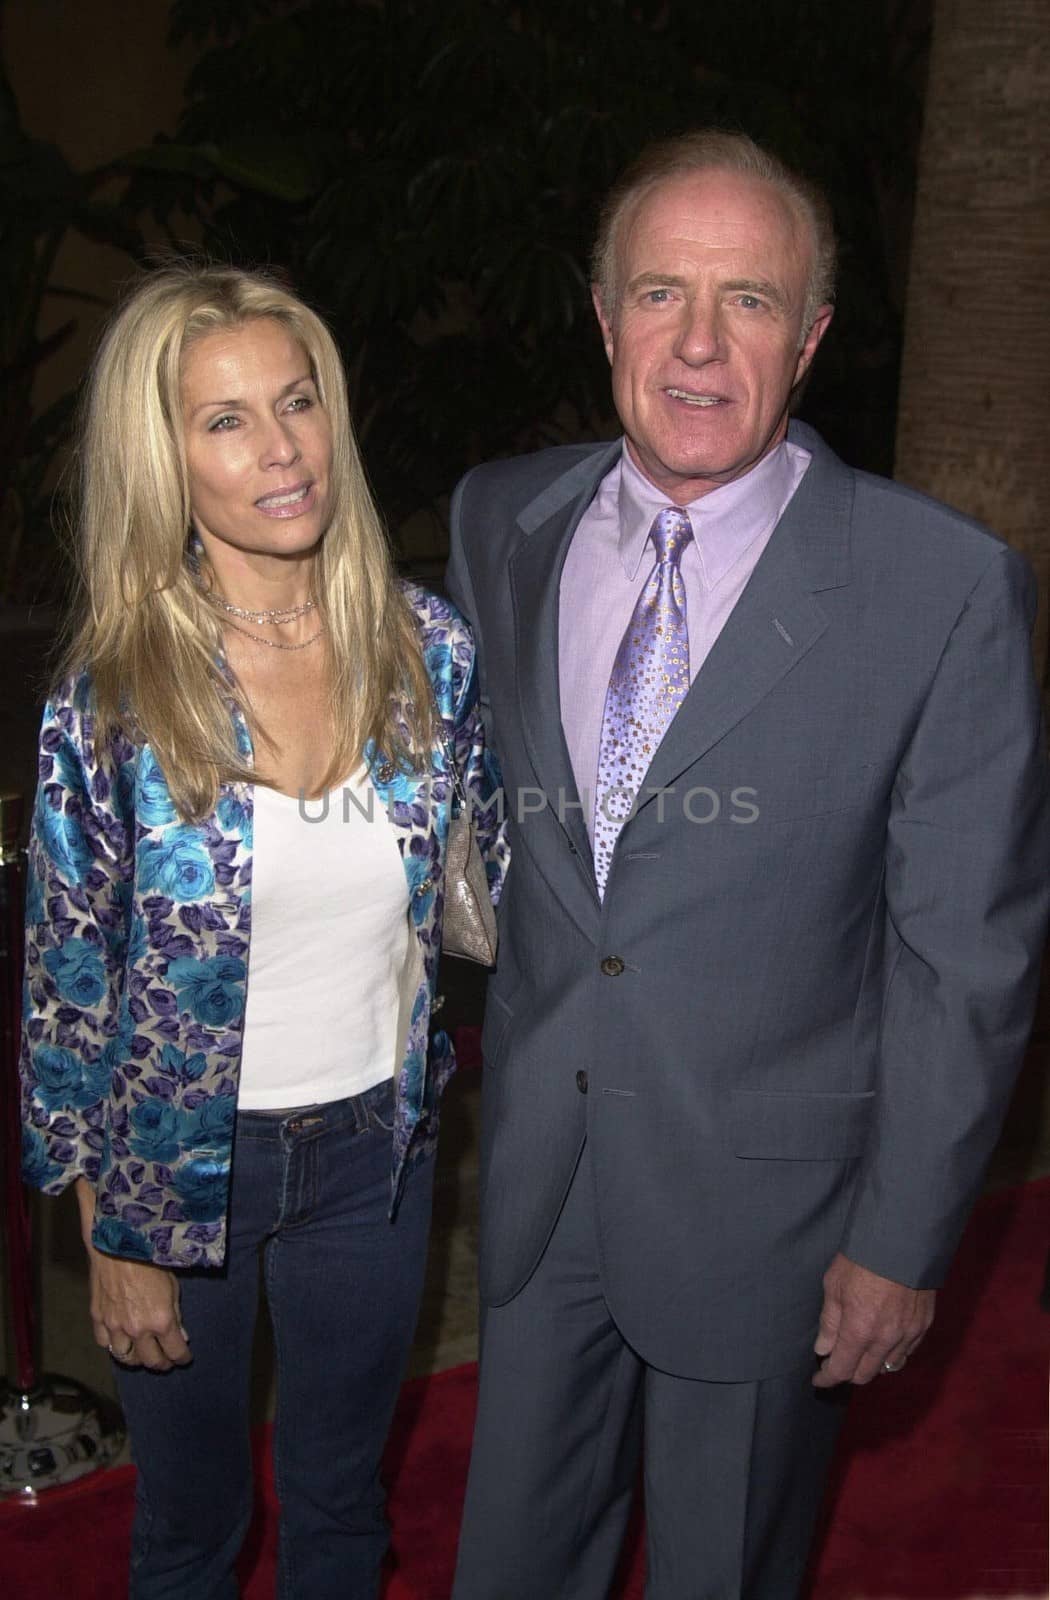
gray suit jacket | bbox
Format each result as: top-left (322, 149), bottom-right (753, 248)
top-left (447, 421), bottom-right (1049, 1381)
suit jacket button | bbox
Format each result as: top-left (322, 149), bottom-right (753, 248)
top-left (576, 1070), bottom-right (588, 1094)
top-left (600, 956), bottom-right (625, 977)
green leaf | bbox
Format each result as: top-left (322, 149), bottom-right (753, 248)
top-left (123, 135), bottom-right (320, 203)
top-left (205, 137), bottom-right (321, 203)
top-left (122, 142), bottom-right (217, 181)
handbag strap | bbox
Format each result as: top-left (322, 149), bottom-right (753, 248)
top-left (429, 683), bottom-right (468, 815)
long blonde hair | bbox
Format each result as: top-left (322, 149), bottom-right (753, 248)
top-left (59, 262), bottom-right (433, 819)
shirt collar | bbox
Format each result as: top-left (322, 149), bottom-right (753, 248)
top-left (615, 439), bottom-right (802, 588)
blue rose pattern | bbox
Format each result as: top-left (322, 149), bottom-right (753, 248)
top-left (32, 1045), bottom-right (97, 1112)
top-left (157, 1043), bottom-right (207, 1084)
top-left (216, 792), bottom-right (252, 847)
top-left (24, 869), bottom-right (45, 927)
top-left (181, 1094), bottom-right (236, 1149)
top-left (172, 1158), bottom-right (229, 1222)
top-left (91, 1215), bottom-right (154, 1262)
top-left (136, 748), bottom-right (178, 826)
top-left (20, 582), bottom-right (507, 1268)
top-left (138, 826), bottom-right (216, 902)
top-left (43, 938), bottom-right (107, 1006)
top-left (23, 1125), bottom-right (64, 1189)
top-left (34, 784), bottom-right (95, 881)
top-left (129, 1099), bottom-right (183, 1163)
top-left (166, 955), bottom-right (246, 1028)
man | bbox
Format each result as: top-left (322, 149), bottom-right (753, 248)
top-left (446, 130), bottom-right (1049, 1597)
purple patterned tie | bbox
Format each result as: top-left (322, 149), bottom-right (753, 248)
top-left (593, 507), bottom-right (693, 896)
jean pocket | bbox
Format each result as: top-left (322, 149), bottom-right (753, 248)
top-left (365, 1077), bottom-right (397, 1134)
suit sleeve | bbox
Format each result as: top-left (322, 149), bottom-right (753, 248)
top-left (447, 467), bottom-right (495, 747)
top-left (840, 545), bottom-right (1050, 1287)
top-left (446, 469), bottom-right (477, 623)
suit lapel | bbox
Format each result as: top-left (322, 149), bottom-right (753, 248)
top-left (509, 512), bottom-right (587, 859)
top-left (639, 426), bottom-right (855, 805)
top-left (509, 445), bottom-right (619, 912)
top-left (502, 428), bottom-right (856, 895)
top-left (640, 525), bottom-right (825, 798)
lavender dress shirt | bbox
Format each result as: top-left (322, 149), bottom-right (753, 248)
top-left (558, 439), bottom-right (811, 839)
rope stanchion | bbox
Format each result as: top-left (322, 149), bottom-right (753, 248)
top-left (0, 790), bottom-right (125, 1498)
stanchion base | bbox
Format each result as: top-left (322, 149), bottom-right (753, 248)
top-left (0, 1375), bottom-right (126, 1498)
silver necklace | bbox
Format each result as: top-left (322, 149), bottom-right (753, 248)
top-left (209, 595), bottom-right (317, 624)
top-left (223, 617), bottom-right (326, 652)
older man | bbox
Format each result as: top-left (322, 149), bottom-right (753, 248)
top-left (446, 131), bottom-right (1049, 1597)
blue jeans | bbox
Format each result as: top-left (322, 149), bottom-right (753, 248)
top-left (114, 1079), bottom-right (435, 1600)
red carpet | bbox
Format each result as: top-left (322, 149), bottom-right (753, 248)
top-left (3, 1179), bottom-right (1047, 1598)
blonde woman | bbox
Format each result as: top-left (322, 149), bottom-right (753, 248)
top-left (20, 263), bottom-right (507, 1599)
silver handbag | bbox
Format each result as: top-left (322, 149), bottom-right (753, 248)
top-left (434, 711), bottom-right (498, 966)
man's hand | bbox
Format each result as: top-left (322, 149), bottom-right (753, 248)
top-left (812, 1252), bottom-right (934, 1388)
top-left (75, 1178), bottom-right (191, 1372)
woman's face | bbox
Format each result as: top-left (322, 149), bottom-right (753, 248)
top-left (181, 317), bottom-right (334, 565)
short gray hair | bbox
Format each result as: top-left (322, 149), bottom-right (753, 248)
top-left (592, 129), bottom-right (837, 334)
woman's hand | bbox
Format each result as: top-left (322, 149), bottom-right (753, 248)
top-left (75, 1179), bottom-right (192, 1372)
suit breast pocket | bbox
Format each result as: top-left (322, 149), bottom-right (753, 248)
top-left (759, 765), bottom-right (876, 826)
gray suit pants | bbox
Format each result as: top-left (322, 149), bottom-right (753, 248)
top-left (452, 1146), bottom-right (848, 1599)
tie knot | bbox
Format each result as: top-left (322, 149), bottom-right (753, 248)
top-left (650, 507), bottom-right (693, 565)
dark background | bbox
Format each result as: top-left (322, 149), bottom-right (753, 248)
top-left (2, 0), bottom-right (932, 605)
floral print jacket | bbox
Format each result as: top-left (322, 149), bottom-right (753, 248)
top-left (20, 583), bottom-right (507, 1268)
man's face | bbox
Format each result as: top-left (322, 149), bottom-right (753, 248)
top-left (593, 168), bottom-right (833, 503)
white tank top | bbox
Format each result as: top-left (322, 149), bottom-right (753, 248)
top-left (237, 772), bottom-right (410, 1109)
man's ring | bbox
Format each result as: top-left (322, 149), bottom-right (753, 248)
top-left (108, 1341), bottom-right (134, 1362)
top-left (881, 1359), bottom-right (902, 1374)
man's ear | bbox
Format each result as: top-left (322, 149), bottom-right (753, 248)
top-left (793, 303), bottom-right (834, 388)
top-left (591, 284), bottom-right (615, 365)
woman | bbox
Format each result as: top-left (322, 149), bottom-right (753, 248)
top-left (19, 263), bottom-right (506, 1598)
